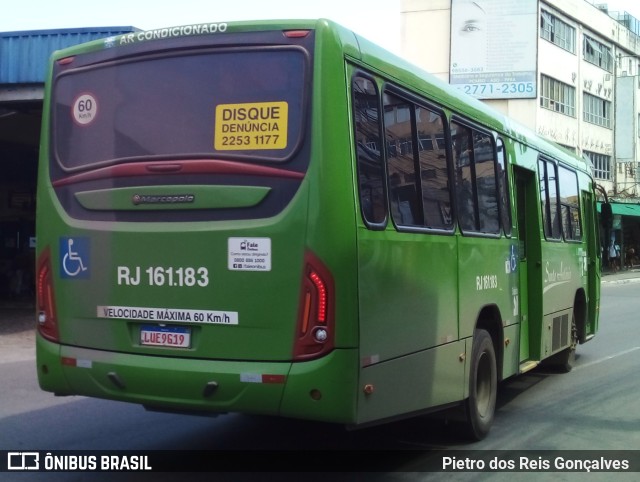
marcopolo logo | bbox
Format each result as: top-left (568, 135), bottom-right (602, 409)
top-left (132, 194), bottom-right (195, 205)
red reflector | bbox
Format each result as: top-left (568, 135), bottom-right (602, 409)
top-left (58, 56), bottom-right (75, 65)
top-left (61, 357), bottom-right (76, 367)
top-left (301, 290), bottom-right (312, 335)
top-left (284, 30), bottom-right (310, 38)
top-left (37, 264), bottom-right (49, 304)
top-left (262, 374), bottom-right (286, 384)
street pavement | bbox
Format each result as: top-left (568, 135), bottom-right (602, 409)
top-left (0, 304), bottom-right (33, 363)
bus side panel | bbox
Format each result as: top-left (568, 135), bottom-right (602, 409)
top-left (280, 349), bottom-right (359, 423)
top-left (457, 236), bottom-right (519, 340)
top-left (355, 231), bottom-right (463, 422)
top-left (502, 323), bottom-right (520, 380)
top-left (356, 340), bottom-right (466, 424)
top-left (357, 232), bottom-right (459, 362)
top-left (538, 241), bottom-right (584, 360)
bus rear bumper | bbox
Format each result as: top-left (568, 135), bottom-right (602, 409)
top-left (36, 333), bottom-right (357, 423)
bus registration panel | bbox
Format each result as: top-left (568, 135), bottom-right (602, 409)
top-left (140, 325), bottom-right (191, 348)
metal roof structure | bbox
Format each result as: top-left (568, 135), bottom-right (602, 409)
top-left (1, 27), bottom-right (137, 85)
top-left (0, 26), bottom-right (138, 147)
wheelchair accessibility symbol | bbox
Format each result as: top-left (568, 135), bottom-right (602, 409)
top-left (60, 237), bottom-right (90, 279)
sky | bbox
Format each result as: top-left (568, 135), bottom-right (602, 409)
top-left (2, 0), bottom-right (640, 58)
top-left (1, 0), bottom-right (402, 53)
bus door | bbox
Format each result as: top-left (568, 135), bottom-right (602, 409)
top-left (514, 166), bottom-right (542, 366)
top-left (581, 190), bottom-right (600, 339)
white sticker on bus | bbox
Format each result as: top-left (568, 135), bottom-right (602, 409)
top-left (72, 93), bottom-right (98, 126)
top-left (228, 237), bottom-right (271, 271)
top-left (97, 305), bottom-right (238, 325)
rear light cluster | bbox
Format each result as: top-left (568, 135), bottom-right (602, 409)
top-left (293, 251), bottom-right (335, 360)
top-left (283, 30), bottom-right (310, 39)
top-left (36, 247), bottom-right (59, 342)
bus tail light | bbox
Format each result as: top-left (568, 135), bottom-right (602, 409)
top-left (57, 56), bottom-right (75, 66)
top-left (37, 247), bottom-right (59, 342)
top-left (284, 30), bottom-right (310, 38)
top-left (293, 252), bottom-right (335, 360)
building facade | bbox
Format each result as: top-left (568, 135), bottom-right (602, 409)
top-left (401, 0), bottom-right (640, 266)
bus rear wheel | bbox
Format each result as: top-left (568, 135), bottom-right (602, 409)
top-left (464, 329), bottom-right (497, 441)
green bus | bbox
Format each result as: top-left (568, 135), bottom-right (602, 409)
top-left (36, 19), bottom-right (600, 440)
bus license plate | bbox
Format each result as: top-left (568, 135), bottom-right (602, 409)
top-left (140, 325), bottom-right (190, 348)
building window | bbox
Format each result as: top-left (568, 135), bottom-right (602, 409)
top-left (583, 34), bottom-right (613, 72)
top-left (540, 74), bottom-right (576, 117)
top-left (541, 10), bottom-right (576, 53)
top-left (584, 151), bottom-right (611, 180)
top-left (583, 92), bottom-right (612, 128)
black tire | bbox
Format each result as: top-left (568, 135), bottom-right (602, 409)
top-left (464, 329), bottom-right (497, 441)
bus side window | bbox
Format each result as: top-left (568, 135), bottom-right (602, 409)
top-left (473, 131), bottom-right (500, 234)
top-left (558, 165), bottom-right (582, 240)
top-left (539, 158), bottom-right (562, 240)
top-left (416, 106), bottom-right (453, 229)
top-left (451, 122), bottom-right (478, 232)
top-left (452, 121), bottom-right (500, 235)
top-left (496, 138), bottom-right (512, 236)
top-left (352, 75), bottom-right (386, 227)
top-left (384, 92), bottom-right (422, 227)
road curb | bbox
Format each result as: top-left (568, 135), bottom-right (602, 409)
top-left (601, 277), bottom-right (640, 285)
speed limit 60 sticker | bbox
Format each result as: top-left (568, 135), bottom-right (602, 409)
top-left (72, 93), bottom-right (98, 126)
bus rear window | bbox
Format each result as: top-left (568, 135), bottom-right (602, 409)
top-left (52, 47), bottom-right (308, 170)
